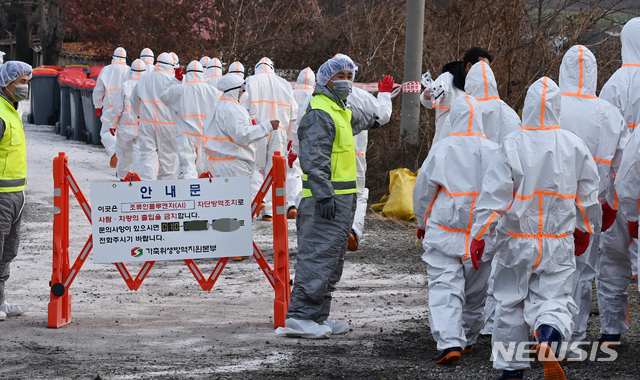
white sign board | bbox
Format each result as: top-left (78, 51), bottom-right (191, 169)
top-left (91, 177), bottom-right (252, 263)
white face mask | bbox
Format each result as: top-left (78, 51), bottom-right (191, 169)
top-left (10, 83), bottom-right (28, 102)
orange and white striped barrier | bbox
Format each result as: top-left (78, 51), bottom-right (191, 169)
top-left (48, 152), bottom-right (290, 328)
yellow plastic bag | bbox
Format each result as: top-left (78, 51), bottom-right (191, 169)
top-left (371, 168), bottom-right (417, 221)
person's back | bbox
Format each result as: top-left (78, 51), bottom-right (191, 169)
top-left (560, 45), bottom-right (628, 203)
top-left (496, 80), bottom-right (597, 239)
top-left (600, 17), bottom-right (640, 127)
top-left (93, 47), bottom-right (131, 161)
top-left (161, 60), bottom-right (222, 178)
top-left (415, 94), bottom-right (497, 250)
top-left (464, 61), bottom-right (520, 144)
top-left (131, 53), bottom-right (177, 180)
top-left (113, 59), bottom-right (147, 180)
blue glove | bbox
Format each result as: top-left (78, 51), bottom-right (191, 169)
top-left (318, 197), bottom-right (336, 220)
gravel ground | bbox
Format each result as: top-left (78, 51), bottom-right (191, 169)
top-left (1, 123), bottom-right (639, 380)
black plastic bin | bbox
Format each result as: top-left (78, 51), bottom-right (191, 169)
top-left (30, 71), bottom-right (60, 126)
top-left (80, 86), bottom-right (102, 145)
top-left (56, 80), bottom-right (71, 135)
top-left (68, 83), bottom-right (87, 141)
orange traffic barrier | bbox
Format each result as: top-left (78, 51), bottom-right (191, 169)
top-left (48, 152), bottom-right (290, 328)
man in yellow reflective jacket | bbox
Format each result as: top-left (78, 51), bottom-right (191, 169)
top-left (0, 61), bottom-right (31, 321)
top-left (276, 56), bottom-right (380, 339)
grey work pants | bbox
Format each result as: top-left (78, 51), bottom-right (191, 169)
top-left (287, 193), bottom-right (357, 322)
top-left (0, 191), bottom-right (24, 304)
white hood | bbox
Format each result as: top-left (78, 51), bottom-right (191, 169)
top-left (559, 45), bottom-right (597, 97)
top-left (129, 59), bottom-right (147, 80)
top-left (522, 77), bottom-right (561, 129)
top-left (295, 67), bottom-right (315, 90)
top-left (464, 61), bottom-right (499, 101)
top-left (112, 47), bottom-right (126, 65)
top-left (206, 57), bottom-right (223, 77)
top-left (448, 94), bottom-right (484, 137)
top-left (140, 48), bottom-right (154, 65)
top-left (228, 61), bottom-right (245, 78)
top-left (185, 60), bottom-right (204, 82)
top-left (218, 73), bottom-right (245, 103)
top-left (621, 17), bottom-right (640, 65)
top-left (156, 52), bottom-right (175, 73)
top-left (254, 57), bottom-right (274, 74)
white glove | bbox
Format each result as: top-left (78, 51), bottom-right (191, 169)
top-left (431, 84), bottom-right (445, 101)
top-left (421, 72), bottom-right (433, 88)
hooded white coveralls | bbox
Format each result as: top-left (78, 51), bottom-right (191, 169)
top-left (462, 61), bottom-right (521, 335)
top-left (161, 61), bottom-right (222, 179)
top-left (92, 47), bottom-right (130, 157)
top-left (413, 94), bottom-right (498, 351)
top-left (559, 45), bottom-right (629, 345)
top-left (205, 57), bottom-right (223, 90)
top-left (131, 53), bottom-right (177, 181)
top-left (112, 59), bottom-right (147, 180)
top-left (597, 17), bottom-right (640, 337)
top-left (288, 68), bottom-right (316, 210)
top-left (245, 58), bottom-right (297, 215)
top-left (470, 77), bottom-right (599, 371)
top-left (202, 74), bottom-right (273, 178)
top-left (420, 71), bottom-right (464, 144)
top-left (140, 48), bottom-right (154, 72)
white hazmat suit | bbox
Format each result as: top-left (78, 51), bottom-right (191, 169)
top-left (112, 59), bottom-right (147, 180)
top-left (92, 47), bottom-right (130, 158)
top-left (288, 68), bottom-right (316, 213)
top-left (246, 58), bottom-right (297, 217)
top-left (597, 17), bottom-right (640, 340)
top-left (205, 57), bottom-right (223, 90)
top-left (559, 45), bottom-right (629, 347)
top-left (131, 52), bottom-right (177, 180)
top-left (161, 60), bottom-right (222, 179)
top-left (413, 94), bottom-right (498, 353)
top-left (140, 48), bottom-right (154, 72)
top-left (202, 74), bottom-right (274, 178)
top-left (470, 77), bottom-right (599, 371)
top-left (227, 61), bottom-right (245, 78)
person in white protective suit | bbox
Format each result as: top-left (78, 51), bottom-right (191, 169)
top-left (420, 47), bottom-right (492, 144)
top-left (205, 57), bottom-right (224, 89)
top-left (469, 77), bottom-right (599, 380)
top-left (286, 67), bottom-right (316, 219)
top-left (92, 47), bottom-right (130, 167)
top-left (160, 60), bottom-right (222, 179)
top-left (245, 57), bottom-right (298, 221)
top-left (460, 61), bottom-right (522, 336)
top-left (140, 48), bottom-right (154, 72)
top-left (170, 52), bottom-right (179, 69)
top-left (227, 61), bottom-right (245, 78)
top-left (597, 17), bottom-right (640, 347)
top-left (413, 94), bottom-right (499, 365)
top-left (130, 52), bottom-right (178, 181)
top-left (202, 74), bottom-right (280, 178)
top-left (275, 56), bottom-right (380, 340)
top-left (112, 59), bottom-right (147, 180)
top-left (558, 45), bottom-right (630, 357)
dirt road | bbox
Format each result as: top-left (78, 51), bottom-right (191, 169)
top-left (1, 124), bottom-right (639, 380)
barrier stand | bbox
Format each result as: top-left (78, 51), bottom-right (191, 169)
top-left (48, 152), bottom-right (290, 328)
